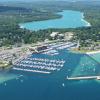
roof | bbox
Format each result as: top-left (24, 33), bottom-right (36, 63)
top-left (50, 32), bottom-right (59, 37)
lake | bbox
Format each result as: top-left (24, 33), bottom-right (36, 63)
top-left (0, 49), bottom-right (100, 100)
top-left (1, 10), bottom-right (100, 100)
top-left (19, 10), bottom-right (91, 31)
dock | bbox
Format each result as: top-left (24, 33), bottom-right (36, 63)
top-left (13, 67), bottom-right (51, 74)
top-left (67, 76), bottom-right (100, 80)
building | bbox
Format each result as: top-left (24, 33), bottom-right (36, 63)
top-left (50, 32), bottom-right (59, 39)
top-left (58, 34), bottom-right (64, 39)
top-left (64, 32), bottom-right (74, 41)
top-left (50, 32), bottom-right (64, 40)
top-left (29, 45), bottom-right (48, 53)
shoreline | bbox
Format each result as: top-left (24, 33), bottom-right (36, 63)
top-left (71, 48), bottom-right (100, 55)
top-left (86, 50), bottom-right (100, 55)
top-left (19, 25), bottom-right (24, 29)
top-left (81, 13), bottom-right (91, 27)
top-left (19, 10), bottom-right (91, 31)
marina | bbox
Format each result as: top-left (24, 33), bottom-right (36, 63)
top-left (13, 57), bottom-right (65, 73)
top-left (5, 41), bottom-right (99, 77)
top-left (0, 1), bottom-right (100, 99)
top-left (0, 40), bottom-right (100, 77)
top-left (12, 41), bottom-right (75, 74)
top-left (1, 48), bottom-right (100, 100)
top-left (48, 42), bottom-right (76, 49)
top-left (0, 37), bottom-right (100, 100)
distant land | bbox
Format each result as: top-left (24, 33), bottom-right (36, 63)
top-left (0, 0), bottom-right (100, 2)
top-left (0, 0), bottom-right (99, 47)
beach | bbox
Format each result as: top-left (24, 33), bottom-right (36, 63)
top-left (86, 50), bottom-right (100, 55)
top-left (81, 13), bottom-right (91, 27)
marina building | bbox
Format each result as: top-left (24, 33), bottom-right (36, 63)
top-left (29, 45), bottom-right (48, 53)
top-left (50, 32), bottom-right (64, 40)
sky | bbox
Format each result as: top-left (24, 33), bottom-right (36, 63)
top-left (0, 0), bottom-right (100, 2)
top-left (0, 0), bottom-right (98, 1)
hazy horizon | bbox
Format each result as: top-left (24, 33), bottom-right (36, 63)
top-left (0, 0), bottom-right (99, 2)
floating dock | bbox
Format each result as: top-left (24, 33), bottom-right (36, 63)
top-left (67, 76), bottom-right (100, 80)
top-left (13, 67), bottom-right (51, 74)
top-left (13, 57), bottom-right (65, 74)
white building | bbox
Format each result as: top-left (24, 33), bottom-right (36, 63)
top-left (50, 32), bottom-right (59, 38)
top-left (50, 32), bottom-right (64, 40)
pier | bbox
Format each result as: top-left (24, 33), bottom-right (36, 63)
top-left (67, 76), bottom-right (100, 80)
top-left (13, 67), bottom-right (51, 74)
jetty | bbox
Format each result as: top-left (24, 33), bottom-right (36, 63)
top-left (67, 76), bottom-right (100, 80)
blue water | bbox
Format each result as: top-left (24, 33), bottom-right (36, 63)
top-left (0, 50), bottom-right (100, 100)
top-left (19, 10), bottom-right (90, 31)
top-left (89, 53), bottom-right (100, 63)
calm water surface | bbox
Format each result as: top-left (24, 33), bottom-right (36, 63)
top-left (0, 50), bottom-right (100, 100)
top-left (0, 10), bottom-right (99, 100)
top-left (19, 10), bottom-right (90, 31)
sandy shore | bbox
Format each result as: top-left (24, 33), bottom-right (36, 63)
top-left (81, 13), bottom-right (91, 27)
top-left (19, 25), bottom-right (24, 29)
top-left (86, 50), bottom-right (100, 55)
